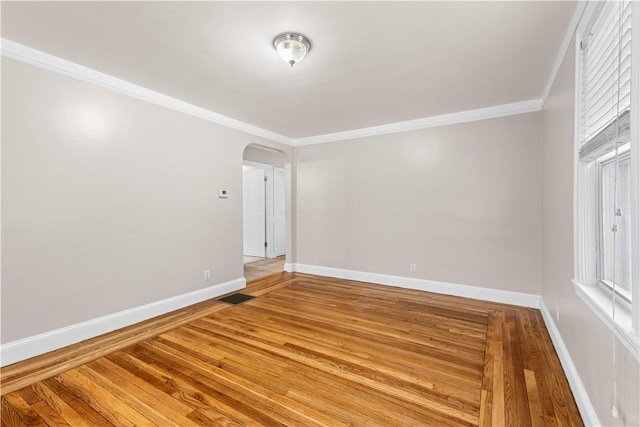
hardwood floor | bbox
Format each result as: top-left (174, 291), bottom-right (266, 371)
top-left (244, 256), bottom-right (285, 282)
top-left (1, 273), bottom-right (583, 426)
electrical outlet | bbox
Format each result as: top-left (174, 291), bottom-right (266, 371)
top-left (204, 270), bottom-right (211, 280)
top-left (409, 263), bottom-right (417, 273)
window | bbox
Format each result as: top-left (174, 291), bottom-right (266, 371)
top-left (574, 0), bottom-right (639, 359)
top-left (598, 149), bottom-right (632, 304)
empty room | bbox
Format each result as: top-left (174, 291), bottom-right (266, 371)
top-left (1, 1), bottom-right (639, 426)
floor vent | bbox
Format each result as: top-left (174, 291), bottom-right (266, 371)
top-left (218, 293), bottom-right (256, 305)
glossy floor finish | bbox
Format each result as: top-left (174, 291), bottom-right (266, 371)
top-left (244, 256), bottom-right (285, 282)
top-left (1, 273), bottom-right (583, 426)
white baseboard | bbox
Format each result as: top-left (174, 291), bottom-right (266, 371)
top-left (0, 277), bottom-right (246, 367)
top-left (290, 263), bottom-right (541, 308)
top-left (291, 263), bottom-right (601, 425)
top-left (0, 267), bottom-right (601, 427)
top-left (284, 262), bottom-right (294, 273)
top-left (538, 299), bottom-right (601, 426)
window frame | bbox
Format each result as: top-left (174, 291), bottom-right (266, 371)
top-left (573, 0), bottom-right (640, 362)
top-left (596, 149), bottom-right (632, 308)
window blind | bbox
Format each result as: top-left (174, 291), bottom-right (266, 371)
top-left (579, 0), bottom-right (632, 161)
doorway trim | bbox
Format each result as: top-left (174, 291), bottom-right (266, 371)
top-left (243, 160), bottom-right (284, 258)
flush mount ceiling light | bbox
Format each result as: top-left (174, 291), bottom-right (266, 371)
top-left (273, 32), bottom-right (311, 67)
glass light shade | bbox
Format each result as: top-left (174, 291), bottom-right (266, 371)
top-left (273, 33), bottom-right (311, 67)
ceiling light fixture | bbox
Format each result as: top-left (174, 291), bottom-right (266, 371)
top-left (273, 32), bottom-right (311, 67)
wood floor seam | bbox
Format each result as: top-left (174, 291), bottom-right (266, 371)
top-left (1, 272), bottom-right (583, 426)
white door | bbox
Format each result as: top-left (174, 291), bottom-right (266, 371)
top-left (243, 167), bottom-right (266, 257)
top-left (273, 168), bottom-right (286, 256)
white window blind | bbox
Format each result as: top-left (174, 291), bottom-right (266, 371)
top-left (580, 0), bottom-right (632, 161)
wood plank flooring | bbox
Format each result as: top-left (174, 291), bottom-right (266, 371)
top-left (1, 273), bottom-right (583, 426)
top-left (244, 256), bottom-right (285, 282)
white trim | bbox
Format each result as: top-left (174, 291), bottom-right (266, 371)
top-left (242, 160), bottom-right (273, 170)
top-left (0, 277), bottom-right (245, 367)
top-left (572, 0), bottom-right (640, 353)
top-left (541, 1), bottom-right (588, 107)
top-left (272, 166), bottom-right (287, 257)
top-left (294, 99), bottom-right (543, 146)
top-left (1, 38), bottom-right (547, 148)
top-left (243, 160), bottom-right (275, 258)
top-left (539, 298), bottom-right (602, 427)
top-left (573, 281), bottom-right (640, 362)
top-left (573, 6), bottom-right (585, 284)
top-left (284, 262), bottom-right (295, 273)
top-left (289, 263), bottom-right (540, 308)
top-left (0, 38), bottom-right (294, 146)
top-left (630, 0), bottom-right (640, 336)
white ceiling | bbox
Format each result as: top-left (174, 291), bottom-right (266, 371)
top-left (1, 1), bottom-right (576, 140)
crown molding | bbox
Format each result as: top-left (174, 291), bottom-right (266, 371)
top-left (2, 38), bottom-right (545, 148)
top-left (0, 38), bottom-right (295, 146)
top-left (293, 99), bottom-right (543, 146)
top-left (540, 1), bottom-right (587, 108)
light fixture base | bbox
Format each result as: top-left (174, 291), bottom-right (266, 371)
top-left (273, 32), bottom-right (312, 67)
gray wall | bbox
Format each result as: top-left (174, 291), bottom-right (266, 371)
top-left (3, 34), bottom-right (638, 427)
top-left (295, 113), bottom-right (542, 294)
top-left (1, 58), bottom-right (291, 342)
top-left (540, 38), bottom-right (639, 426)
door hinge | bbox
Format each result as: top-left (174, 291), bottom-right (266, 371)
top-left (264, 176), bottom-right (268, 182)
top-left (264, 242), bottom-right (268, 248)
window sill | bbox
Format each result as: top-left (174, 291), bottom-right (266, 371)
top-left (573, 280), bottom-right (639, 362)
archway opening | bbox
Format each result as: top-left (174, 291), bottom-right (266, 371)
top-left (242, 144), bottom-right (288, 282)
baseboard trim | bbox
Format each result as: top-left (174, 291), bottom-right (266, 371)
top-left (292, 263), bottom-right (601, 424)
top-left (290, 263), bottom-right (540, 308)
top-left (539, 299), bottom-right (601, 426)
top-left (0, 278), bottom-right (245, 367)
top-left (0, 268), bottom-right (601, 426)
